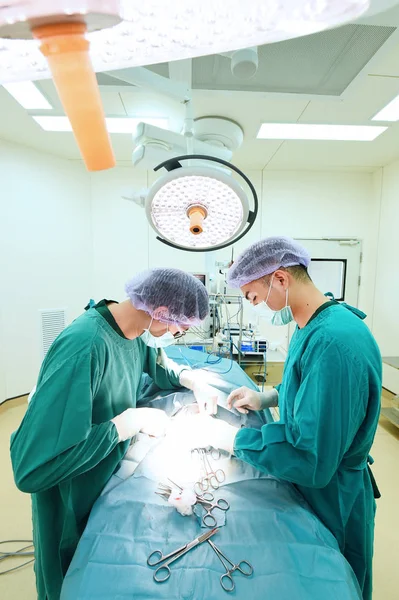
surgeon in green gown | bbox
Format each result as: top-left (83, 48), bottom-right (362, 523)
top-left (10, 268), bottom-right (218, 600)
top-left (188, 237), bottom-right (382, 600)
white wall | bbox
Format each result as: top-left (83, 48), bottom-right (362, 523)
top-left (90, 167), bottom-right (150, 301)
top-left (0, 140), bottom-right (92, 401)
top-left (372, 162), bottom-right (399, 393)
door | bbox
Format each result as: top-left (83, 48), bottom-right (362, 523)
top-left (299, 238), bottom-right (362, 307)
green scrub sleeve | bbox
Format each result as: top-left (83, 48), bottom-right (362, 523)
top-left (10, 350), bottom-right (120, 494)
top-left (144, 348), bottom-right (186, 390)
top-left (234, 342), bottom-right (366, 488)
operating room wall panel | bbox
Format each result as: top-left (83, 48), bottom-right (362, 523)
top-left (372, 161), bottom-right (399, 361)
top-left (90, 166), bottom-right (150, 301)
top-left (0, 302), bottom-right (6, 404)
top-left (0, 140), bottom-right (92, 400)
top-left (148, 228), bottom-right (206, 272)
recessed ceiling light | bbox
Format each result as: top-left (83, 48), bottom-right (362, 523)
top-left (33, 115), bottom-right (169, 133)
top-left (257, 123), bottom-right (387, 141)
top-left (372, 95), bottom-right (399, 122)
top-left (3, 80), bottom-right (51, 109)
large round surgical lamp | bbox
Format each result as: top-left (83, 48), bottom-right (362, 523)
top-left (145, 155), bottom-right (258, 252)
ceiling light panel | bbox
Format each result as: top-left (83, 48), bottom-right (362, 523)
top-left (257, 123), bottom-right (387, 141)
top-left (33, 115), bottom-right (169, 132)
top-left (372, 95), bottom-right (399, 122)
top-left (3, 80), bottom-right (51, 109)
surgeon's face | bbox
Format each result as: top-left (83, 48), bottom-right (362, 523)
top-left (241, 274), bottom-right (286, 311)
top-left (150, 319), bottom-right (189, 338)
top-left (150, 306), bottom-right (190, 338)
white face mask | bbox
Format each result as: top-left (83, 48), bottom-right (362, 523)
top-left (252, 302), bottom-right (275, 322)
top-left (140, 318), bottom-right (176, 348)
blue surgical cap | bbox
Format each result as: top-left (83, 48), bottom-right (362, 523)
top-left (227, 236), bottom-right (311, 288)
top-left (125, 268), bottom-right (209, 326)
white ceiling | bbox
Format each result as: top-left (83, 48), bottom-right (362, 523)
top-left (3, 5), bottom-right (399, 172)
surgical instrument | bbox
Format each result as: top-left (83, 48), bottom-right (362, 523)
top-left (166, 480), bottom-right (229, 528)
top-left (147, 528), bottom-right (218, 583)
top-left (193, 448), bottom-right (226, 492)
top-left (207, 539), bottom-right (253, 592)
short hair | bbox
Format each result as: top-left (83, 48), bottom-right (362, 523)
top-left (264, 265), bottom-right (312, 284)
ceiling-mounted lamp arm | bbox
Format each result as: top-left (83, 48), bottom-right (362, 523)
top-left (105, 66), bottom-right (191, 103)
top-left (182, 98), bottom-right (195, 155)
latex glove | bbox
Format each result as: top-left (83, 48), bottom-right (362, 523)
top-left (111, 408), bottom-right (169, 443)
top-left (179, 370), bottom-right (219, 415)
top-left (227, 386), bottom-right (279, 414)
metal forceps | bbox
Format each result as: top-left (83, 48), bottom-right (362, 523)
top-left (207, 540), bottom-right (254, 592)
top-left (147, 528), bottom-right (218, 583)
top-left (196, 492), bottom-right (230, 528)
top-left (193, 448), bottom-right (225, 492)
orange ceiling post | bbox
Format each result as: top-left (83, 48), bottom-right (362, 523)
top-left (33, 22), bottom-right (116, 171)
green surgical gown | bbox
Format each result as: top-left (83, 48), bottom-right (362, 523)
top-left (10, 306), bottom-right (185, 600)
top-left (234, 302), bottom-right (382, 600)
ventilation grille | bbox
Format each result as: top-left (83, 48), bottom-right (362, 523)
top-left (40, 309), bottom-right (67, 358)
top-left (190, 24), bottom-right (396, 96)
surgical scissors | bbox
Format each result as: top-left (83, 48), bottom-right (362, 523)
top-left (207, 540), bottom-right (254, 592)
top-left (147, 528), bottom-right (218, 583)
top-left (193, 448), bottom-right (226, 492)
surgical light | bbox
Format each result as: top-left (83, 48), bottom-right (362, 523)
top-left (0, 2), bottom-right (372, 85)
top-left (145, 155), bottom-right (258, 253)
top-left (0, 1), bottom-right (122, 172)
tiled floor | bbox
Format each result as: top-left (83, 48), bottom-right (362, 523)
top-left (0, 396), bottom-right (398, 599)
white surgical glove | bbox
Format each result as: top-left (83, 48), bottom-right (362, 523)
top-left (111, 408), bottom-right (169, 443)
top-left (179, 370), bottom-right (220, 415)
top-left (227, 386), bottom-right (279, 414)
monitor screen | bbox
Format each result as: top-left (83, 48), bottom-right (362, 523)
top-left (192, 273), bottom-right (207, 286)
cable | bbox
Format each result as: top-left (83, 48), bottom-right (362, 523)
top-left (0, 540), bottom-right (34, 575)
top-left (261, 351), bottom-right (267, 392)
top-left (206, 354), bottom-right (223, 365)
top-left (226, 307), bottom-right (242, 326)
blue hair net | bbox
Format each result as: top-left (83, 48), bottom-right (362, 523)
top-left (227, 236), bottom-right (311, 288)
top-left (125, 268), bottom-right (209, 326)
